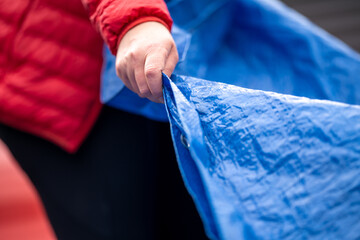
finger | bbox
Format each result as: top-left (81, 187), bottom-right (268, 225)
top-left (134, 59), bottom-right (151, 98)
top-left (127, 62), bottom-right (141, 96)
top-left (163, 45), bottom-right (179, 78)
top-left (121, 74), bottom-right (135, 93)
top-left (157, 46), bottom-right (178, 104)
top-left (144, 48), bottom-right (168, 100)
top-left (116, 61), bottom-right (135, 92)
top-left (122, 52), bottom-right (141, 94)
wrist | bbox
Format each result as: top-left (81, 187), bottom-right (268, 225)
top-left (116, 17), bottom-right (171, 54)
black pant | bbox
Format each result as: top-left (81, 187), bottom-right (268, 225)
top-left (0, 106), bottom-right (207, 240)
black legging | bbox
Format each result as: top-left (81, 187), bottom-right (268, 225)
top-left (0, 106), bottom-right (207, 240)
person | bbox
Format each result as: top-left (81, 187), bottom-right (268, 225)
top-left (0, 0), bottom-right (207, 239)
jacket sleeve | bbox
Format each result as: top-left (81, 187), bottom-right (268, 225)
top-left (82, 0), bottom-right (173, 55)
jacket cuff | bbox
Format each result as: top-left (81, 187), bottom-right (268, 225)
top-left (92, 1), bottom-right (173, 56)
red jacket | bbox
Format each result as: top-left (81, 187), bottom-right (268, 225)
top-left (0, 0), bottom-right (172, 152)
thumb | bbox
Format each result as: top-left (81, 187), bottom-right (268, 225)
top-left (144, 47), bottom-right (169, 100)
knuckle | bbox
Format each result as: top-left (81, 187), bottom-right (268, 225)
top-left (123, 48), bottom-right (139, 62)
top-left (127, 49), bottom-right (137, 59)
top-left (145, 67), bottom-right (159, 80)
top-left (138, 87), bottom-right (151, 98)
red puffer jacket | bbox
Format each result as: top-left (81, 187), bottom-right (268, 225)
top-left (0, 0), bottom-right (172, 153)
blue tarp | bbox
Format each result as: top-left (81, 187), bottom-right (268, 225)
top-left (162, 73), bottom-right (360, 239)
top-left (101, 0), bottom-right (360, 239)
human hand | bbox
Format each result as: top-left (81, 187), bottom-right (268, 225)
top-left (116, 21), bottom-right (179, 103)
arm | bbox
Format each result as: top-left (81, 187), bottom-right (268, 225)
top-left (82, 0), bottom-right (178, 103)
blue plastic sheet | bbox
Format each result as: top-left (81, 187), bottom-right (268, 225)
top-left (162, 73), bottom-right (360, 239)
top-left (101, 0), bottom-right (360, 239)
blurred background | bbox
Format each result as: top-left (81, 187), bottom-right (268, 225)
top-left (0, 141), bottom-right (56, 239)
top-left (0, 0), bottom-right (359, 239)
top-left (282, 0), bottom-right (360, 52)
